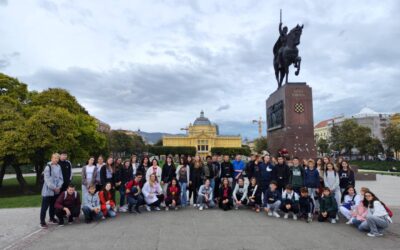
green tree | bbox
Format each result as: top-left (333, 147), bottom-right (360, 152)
top-left (253, 136), bottom-right (268, 153)
top-left (108, 131), bottom-right (146, 157)
top-left (383, 123), bottom-right (400, 154)
top-left (316, 138), bottom-right (330, 155)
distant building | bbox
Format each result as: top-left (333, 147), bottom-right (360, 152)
top-left (163, 111), bottom-right (242, 157)
top-left (96, 119), bottom-right (111, 133)
top-left (314, 116), bottom-right (343, 141)
top-left (391, 113), bottom-right (400, 126)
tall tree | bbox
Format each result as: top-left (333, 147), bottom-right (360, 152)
top-left (316, 138), bottom-right (330, 156)
top-left (254, 136), bottom-right (268, 153)
top-left (383, 123), bottom-right (400, 154)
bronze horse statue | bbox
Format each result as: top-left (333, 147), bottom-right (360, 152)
top-left (273, 24), bottom-right (304, 88)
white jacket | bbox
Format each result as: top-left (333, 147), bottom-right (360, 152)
top-left (324, 170), bottom-right (339, 191)
top-left (142, 182), bottom-right (162, 204)
top-left (146, 166), bottom-right (162, 182)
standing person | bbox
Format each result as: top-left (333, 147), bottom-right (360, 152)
top-left (247, 177), bottom-right (262, 213)
top-left (99, 182), bottom-right (117, 218)
top-left (137, 156), bottom-right (150, 180)
top-left (142, 173), bottom-right (164, 211)
top-left (81, 156), bottom-right (98, 202)
top-left (176, 157), bottom-right (190, 208)
top-left (218, 178), bottom-right (233, 211)
top-left (58, 151), bottom-right (72, 193)
top-left (220, 155), bottom-right (234, 187)
top-left (359, 191), bottom-right (393, 237)
top-left (191, 156), bottom-right (204, 207)
top-left (244, 154), bottom-right (256, 183)
top-left (101, 157), bottom-right (115, 188)
top-left (95, 156), bottom-right (105, 192)
top-left (146, 159), bottom-right (162, 183)
top-left (211, 155), bottom-right (221, 202)
top-left (339, 160), bottom-right (355, 193)
top-left (130, 154), bottom-right (139, 177)
top-left (259, 155), bottom-right (276, 195)
top-left (187, 155), bottom-right (194, 206)
top-left (125, 172), bottom-right (144, 213)
top-left (116, 160), bottom-right (133, 212)
top-left (232, 154), bottom-right (245, 188)
top-left (339, 185), bottom-right (361, 221)
top-left (82, 184), bottom-right (103, 223)
top-left (40, 153), bottom-right (64, 228)
top-left (335, 156), bottom-right (344, 172)
top-left (165, 178), bottom-right (181, 211)
top-left (204, 156), bottom-right (215, 189)
top-left (298, 188), bottom-right (314, 223)
top-left (324, 163), bottom-right (341, 207)
top-left (280, 184), bottom-right (300, 220)
top-left (318, 187), bottom-right (338, 223)
top-left (263, 181), bottom-right (281, 217)
top-left (197, 178), bottom-right (215, 210)
top-left (54, 184), bottom-right (81, 225)
top-left (114, 158), bottom-right (123, 173)
top-left (273, 156), bottom-right (290, 193)
top-left (161, 155), bottom-right (176, 193)
top-left (304, 159), bottom-right (320, 212)
top-left (232, 178), bottom-right (248, 210)
top-left (288, 157), bottom-right (305, 194)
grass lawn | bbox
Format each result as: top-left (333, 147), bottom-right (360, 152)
top-left (0, 175), bottom-right (121, 209)
top-left (350, 160), bottom-right (400, 171)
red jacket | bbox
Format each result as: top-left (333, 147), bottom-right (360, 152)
top-left (99, 191), bottom-right (115, 216)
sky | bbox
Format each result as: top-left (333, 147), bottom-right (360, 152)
top-left (1, 0), bottom-right (399, 140)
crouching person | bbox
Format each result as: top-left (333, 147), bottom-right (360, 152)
top-left (165, 178), bottom-right (181, 211)
top-left (142, 173), bottom-right (164, 211)
top-left (263, 181), bottom-right (281, 218)
top-left (299, 187), bottom-right (314, 223)
top-left (232, 178), bottom-right (248, 210)
top-left (55, 184), bottom-right (81, 225)
top-left (99, 182), bottom-right (117, 218)
top-left (197, 179), bottom-right (215, 210)
top-left (280, 184), bottom-right (299, 220)
top-left (82, 184), bottom-right (103, 223)
top-left (318, 187), bottom-right (338, 224)
top-left (125, 172), bottom-right (144, 213)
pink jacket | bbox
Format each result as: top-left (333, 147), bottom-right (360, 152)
top-left (351, 203), bottom-right (368, 221)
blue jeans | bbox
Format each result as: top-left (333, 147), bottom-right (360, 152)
top-left (179, 182), bottom-right (187, 207)
top-left (82, 206), bottom-right (103, 221)
top-left (119, 186), bottom-right (126, 207)
top-left (352, 218), bottom-right (363, 227)
top-left (106, 205), bottom-right (116, 217)
top-left (210, 179), bottom-right (215, 192)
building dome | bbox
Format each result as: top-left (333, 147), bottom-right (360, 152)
top-left (193, 110), bottom-right (212, 126)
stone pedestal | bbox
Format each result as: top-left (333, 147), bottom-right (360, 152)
top-left (266, 82), bottom-right (316, 159)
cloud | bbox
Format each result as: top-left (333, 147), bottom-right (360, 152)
top-left (1, 0), bottom-right (400, 139)
top-left (0, 52), bottom-right (20, 69)
top-left (0, 0), bottom-right (7, 7)
top-left (216, 104), bottom-right (230, 112)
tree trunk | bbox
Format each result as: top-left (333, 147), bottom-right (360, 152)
top-left (12, 164), bottom-right (29, 193)
top-left (0, 163), bottom-right (7, 188)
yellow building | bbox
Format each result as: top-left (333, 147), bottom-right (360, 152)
top-left (391, 113), bottom-right (400, 126)
top-left (163, 111), bottom-right (242, 157)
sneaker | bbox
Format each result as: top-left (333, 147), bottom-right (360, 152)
top-left (40, 223), bottom-right (48, 229)
top-left (267, 211), bottom-right (273, 216)
top-left (335, 215), bottom-right (339, 220)
top-left (199, 206), bottom-right (204, 211)
top-left (155, 206), bottom-right (161, 211)
top-left (58, 224), bottom-right (64, 227)
top-left (165, 207), bottom-right (169, 211)
top-left (307, 217), bottom-right (313, 223)
top-left (146, 205), bottom-right (151, 212)
top-left (284, 213), bottom-right (289, 219)
top-left (235, 206), bottom-right (239, 210)
top-left (367, 233), bottom-right (376, 237)
top-left (331, 219), bottom-right (336, 224)
top-left (193, 204), bottom-right (198, 208)
top-left (49, 219), bottom-right (58, 224)
top-left (273, 211), bottom-right (280, 218)
top-left (175, 207), bottom-right (178, 210)
top-left (101, 216), bottom-right (106, 220)
top-left (205, 205), bottom-right (209, 209)
top-left (68, 217), bottom-right (73, 224)
top-left (346, 219), bottom-right (353, 225)
top-left (293, 214), bottom-right (298, 220)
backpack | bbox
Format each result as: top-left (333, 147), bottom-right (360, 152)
top-left (381, 202), bottom-right (393, 218)
top-left (40, 164), bottom-right (52, 186)
top-left (64, 191), bottom-right (78, 200)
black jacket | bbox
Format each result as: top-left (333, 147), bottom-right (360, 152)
top-left (100, 165), bottom-right (115, 186)
top-left (204, 163), bottom-right (215, 179)
top-left (117, 166), bottom-right (133, 185)
top-left (273, 163), bottom-right (290, 186)
top-left (161, 163), bottom-right (176, 183)
top-left (244, 160), bottom-right (255, 179)
top-left (220, 161), bottom-right (234, 178)
top-left (58, 160), bottom-right (72, 190)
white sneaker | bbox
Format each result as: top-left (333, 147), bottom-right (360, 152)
top-left (367, 233), bottom-right (376, 237)
top-left (346, 219), bottom-right (353, 225)
top-left (336, 215), bottom-right (339, 220)
top-left (235, 206), bottom-right (239, 210)
top-left (199, 206), bottom-right (203, 211)
top-left (165, 207), bottom-right (169, 211)
top-left (267, 211), bottom-right (273, 216)
top-left (331, 219), bottom-right (336, 224)
top-left (293, 214), bottom-right (298, 220)
top-left (175, 207), bottom-right (178, 210)
top-left (193, 204), bottom-right (198, 208)
top-left (205, 205), bottom-right (209, 209)
top-left (284, 213), bottom-right (289, 219)
top-left (273, 211), bottom-right (280, 218)
top-left (155, 206), bottom-right (161, 211)
top-left (146, 205), bottom-right (151, 212)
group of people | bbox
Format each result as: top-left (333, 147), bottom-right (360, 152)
top-left (40, 152), bottom-right (393, 237)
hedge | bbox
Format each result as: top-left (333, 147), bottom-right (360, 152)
top-left (211, 147), bottom-right (251, 156)
top-left (147, 146), bottom-right (196, 156)
top-left (350, 160), bottom-right (400, 171)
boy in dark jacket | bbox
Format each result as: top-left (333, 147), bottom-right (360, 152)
top-left (289, 157), bottom-right (305, 194)
top-left (263, 181), bottom-right (281, 218)
top-left (272, 156), bottom-right (290, 193)
top-left (280, 184), bottom-right (300, 220)
top-left (304, 159), bottom-right (320, 209)
top-left (318, 187), bottom-right (338, 223)
top-left (54, 184), bottom-right (81, 225)
top-left (298, 187), bottom-right (314, 223)
top-left (125, 172), bottom-right (144, 213)
top-left (220, 155), bottom-right (234, 186)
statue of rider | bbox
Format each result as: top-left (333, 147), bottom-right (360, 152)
top-left (273, 21), bottom-right (288, 70)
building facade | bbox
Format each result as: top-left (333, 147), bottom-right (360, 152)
top-left (163, 111), bottom-right (242, 157)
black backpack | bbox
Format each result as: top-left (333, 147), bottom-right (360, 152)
top-left (40, 164), bottom-right (52, 186)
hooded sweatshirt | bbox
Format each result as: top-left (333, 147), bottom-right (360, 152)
top-left (233, 183), bottom-right (248, 201)
top-left (83, 192), bottom-right (101, 209)
top-left (289, 165), bottom-right (304, 188)
top-left (263, 188), bottom-right (281, 205)
top-left (320, 194), bottom-right (338, 213)
top-left (304, 168), bottom-right (320, 188)
top-left (324, 170), bottom-right (339, 191)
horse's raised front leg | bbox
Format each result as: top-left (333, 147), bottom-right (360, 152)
top-left (295, 56), bottom-right (301, 76)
